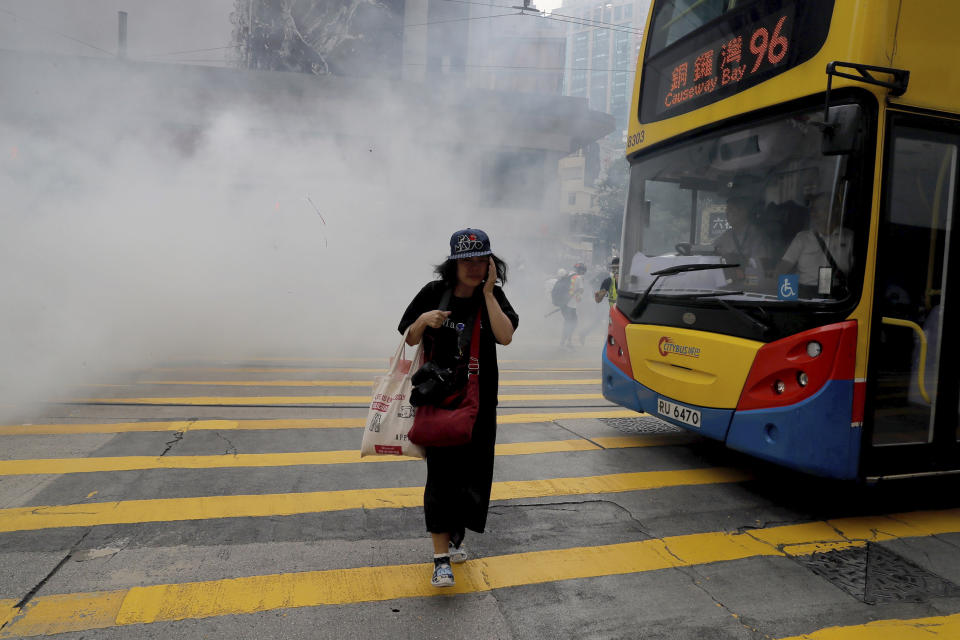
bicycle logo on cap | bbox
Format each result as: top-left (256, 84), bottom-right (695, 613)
top-left (455, 234), bottom-right (484, 253)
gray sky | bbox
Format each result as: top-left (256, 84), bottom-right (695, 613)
top-left (0, 0), bottom-right (237, 64)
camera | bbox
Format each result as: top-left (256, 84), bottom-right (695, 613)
top-left (410, 361), bottom-right (460, 407)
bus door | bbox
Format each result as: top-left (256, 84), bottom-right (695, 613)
top-left (864, 114), bottom-right (960, 478)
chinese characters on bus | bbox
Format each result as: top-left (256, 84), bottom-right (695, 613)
top-left (661, 13), bottom-right (791, 112)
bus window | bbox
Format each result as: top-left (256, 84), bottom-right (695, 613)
top-left (622, 105), bottom-right (866, 305)
top-left (647, 0), bottom-right (748, 55)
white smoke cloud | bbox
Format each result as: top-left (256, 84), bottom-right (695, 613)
top-left (0, 44), bottom-right (598, 420)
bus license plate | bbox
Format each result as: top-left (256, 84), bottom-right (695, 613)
top-left (657, 398), bottom-right (701, 428)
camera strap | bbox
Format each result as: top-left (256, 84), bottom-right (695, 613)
top-left (437, 288), bottom-right (480, 363)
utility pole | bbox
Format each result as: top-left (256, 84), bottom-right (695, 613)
top-left (247, 0), bottom-right (255, 69)
top-left (117, 11), bottom-right (128, 59)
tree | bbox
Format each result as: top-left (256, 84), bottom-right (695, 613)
top-left (231, 0), bottom-right (402, 76)
top-left (591, 158), bottom-right (629, 256)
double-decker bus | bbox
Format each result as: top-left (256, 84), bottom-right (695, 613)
top-left (603, 0), bottom-right (960, 480)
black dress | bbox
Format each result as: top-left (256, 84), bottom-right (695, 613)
top-left (398, 280), bottom-right (519, 540)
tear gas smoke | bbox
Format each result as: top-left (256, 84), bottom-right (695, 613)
top-left (0, 45), bottom-right (605, 421)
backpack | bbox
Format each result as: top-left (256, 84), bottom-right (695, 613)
top-left (551, 273), bottom-right (573, 307)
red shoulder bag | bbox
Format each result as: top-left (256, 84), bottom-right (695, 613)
top-left (407, 308), bottom-right (481, 447)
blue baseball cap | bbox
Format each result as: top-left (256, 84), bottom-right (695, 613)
top-left (448, 228), bottom-right (492, 260)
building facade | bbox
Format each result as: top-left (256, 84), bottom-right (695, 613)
top-left (561, 0), bottom-right (650, 142)
top-left (402, 0), bottom-right (567, 96)
top-left (553, 0), bottom-right (650, 263)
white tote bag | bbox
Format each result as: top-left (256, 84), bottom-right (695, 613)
top-left (360, 330), bottom-right (426, 459)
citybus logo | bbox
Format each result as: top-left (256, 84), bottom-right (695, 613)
top-left (658, 336), bottom-right (701, 358)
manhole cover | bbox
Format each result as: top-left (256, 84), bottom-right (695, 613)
top-left (599, 416), bottom-right (682, 434)
top-left (796, 543), bottom-right (960, 604)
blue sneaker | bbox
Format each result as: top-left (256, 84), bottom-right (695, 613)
top-left (431, 559), bottom-right (455, 587)
top-left (448, 542), bottom-right (467, 564)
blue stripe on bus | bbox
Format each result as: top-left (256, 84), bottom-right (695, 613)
top-left (601, 348), bottom-right (734, 441)
top-left (725, 378), bottom-right (860, 480)
top-left (602, 348), bottom-right (861, 479)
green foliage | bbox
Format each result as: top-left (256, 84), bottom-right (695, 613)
top-left (592, 159), bottom-right (629, 254)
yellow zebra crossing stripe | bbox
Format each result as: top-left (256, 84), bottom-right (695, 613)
top-left (131, 379), bottom-right (601, 387)
top-left (146, 367), bottom-right (600, 374)
top-left (77, 393), bottom-right (605, 405)
top-left (0, 434), bottom-right (692, 476)
top-left (0, 467), bottom-right (748, 533)
top-left (0, 410), bottom-right (642, 435)
top-left (775, 613), bottom-right (960, 639)
top-left (2, 508), bottom-right (959, 637)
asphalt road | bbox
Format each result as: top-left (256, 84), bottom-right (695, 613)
top-left (2, 345), bottom-right (960, 639)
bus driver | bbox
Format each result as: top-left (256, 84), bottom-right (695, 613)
top-left (776, 192), bottom-right (853, 298)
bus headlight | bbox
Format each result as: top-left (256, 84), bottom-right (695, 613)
top-left (806, 341), bottom-right (822, 358)
top-left (797, 371), bottom-right (809, 387)
top-left (774, 380), bottom-right (786, 394)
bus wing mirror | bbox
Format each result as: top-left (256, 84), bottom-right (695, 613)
top-left (821, 104), bottom-right (863, 156)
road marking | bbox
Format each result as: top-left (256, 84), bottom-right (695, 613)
top-left (0, 410), bottom-right (642, 435)
top-left (775, 613), bottom-right (960, 639)
top-left (0, 467), bottom-right (748, 533)
top-left (132, 379), bottom-right (601, 387)
top-left (76, 393), bottom-right (606, 405)
top-left (0, 434), bottom-right (693, 476)
top-left (2, 509), bottom-right (959, 637)
top-left (147, 367), bottom-right (600, 374)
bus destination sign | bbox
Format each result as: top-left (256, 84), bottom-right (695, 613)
top-left (637, 0), bottom-right (827, 124)
top-left (657, 7), bottom-right (795, 117)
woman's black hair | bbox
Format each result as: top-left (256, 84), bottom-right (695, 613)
top-left (434, 254), bottom-right (509, 288)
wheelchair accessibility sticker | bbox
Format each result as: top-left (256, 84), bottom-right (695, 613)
top-left (778, 274), bottom-right (799, 300)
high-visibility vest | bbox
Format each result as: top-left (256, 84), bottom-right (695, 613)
top-left (608, 275), bottom-right (618, 307)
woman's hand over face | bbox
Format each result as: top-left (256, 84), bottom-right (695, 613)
top-left (483, 257), bottom-right (497, 295)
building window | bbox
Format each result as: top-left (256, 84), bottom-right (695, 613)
top-left (591, 29), bottom-right (610, 111)
top-left (610, 28), bottom-right (631, 122)
top-left (614, 5), bottom-right (622, 21)
top-left (568, 193), bottom-right (577, 205)
top-left (624, 4), bottom-right (632, 18)
top-left (570, 32), bottom-right (589, 97)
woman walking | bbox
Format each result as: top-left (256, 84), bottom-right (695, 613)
top-left (398, 228), bottom-right (519, 587)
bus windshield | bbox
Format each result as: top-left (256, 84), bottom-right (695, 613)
top-left (621, 105), bottom-right (866, 305)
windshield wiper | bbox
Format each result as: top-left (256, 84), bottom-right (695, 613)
top-left (656, 290), bottom-right (744, 299)
top-left (650, 263), bottom-right (737, 276)
top-left (631, 263), bottom-right (738, 317)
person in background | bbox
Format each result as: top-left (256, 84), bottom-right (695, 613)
top-left (594, 257), bottom-right (619, 307)
top-left (558, 262), bottom-right (586, 349)
top-left (776, 192), bottom-right (853, 297)
top-left (398, 228), bottom-right (519, 588)
top-left (545, 268), bottom-right (567, 308)
top-left (574, 262), bottom-right (608, 345)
